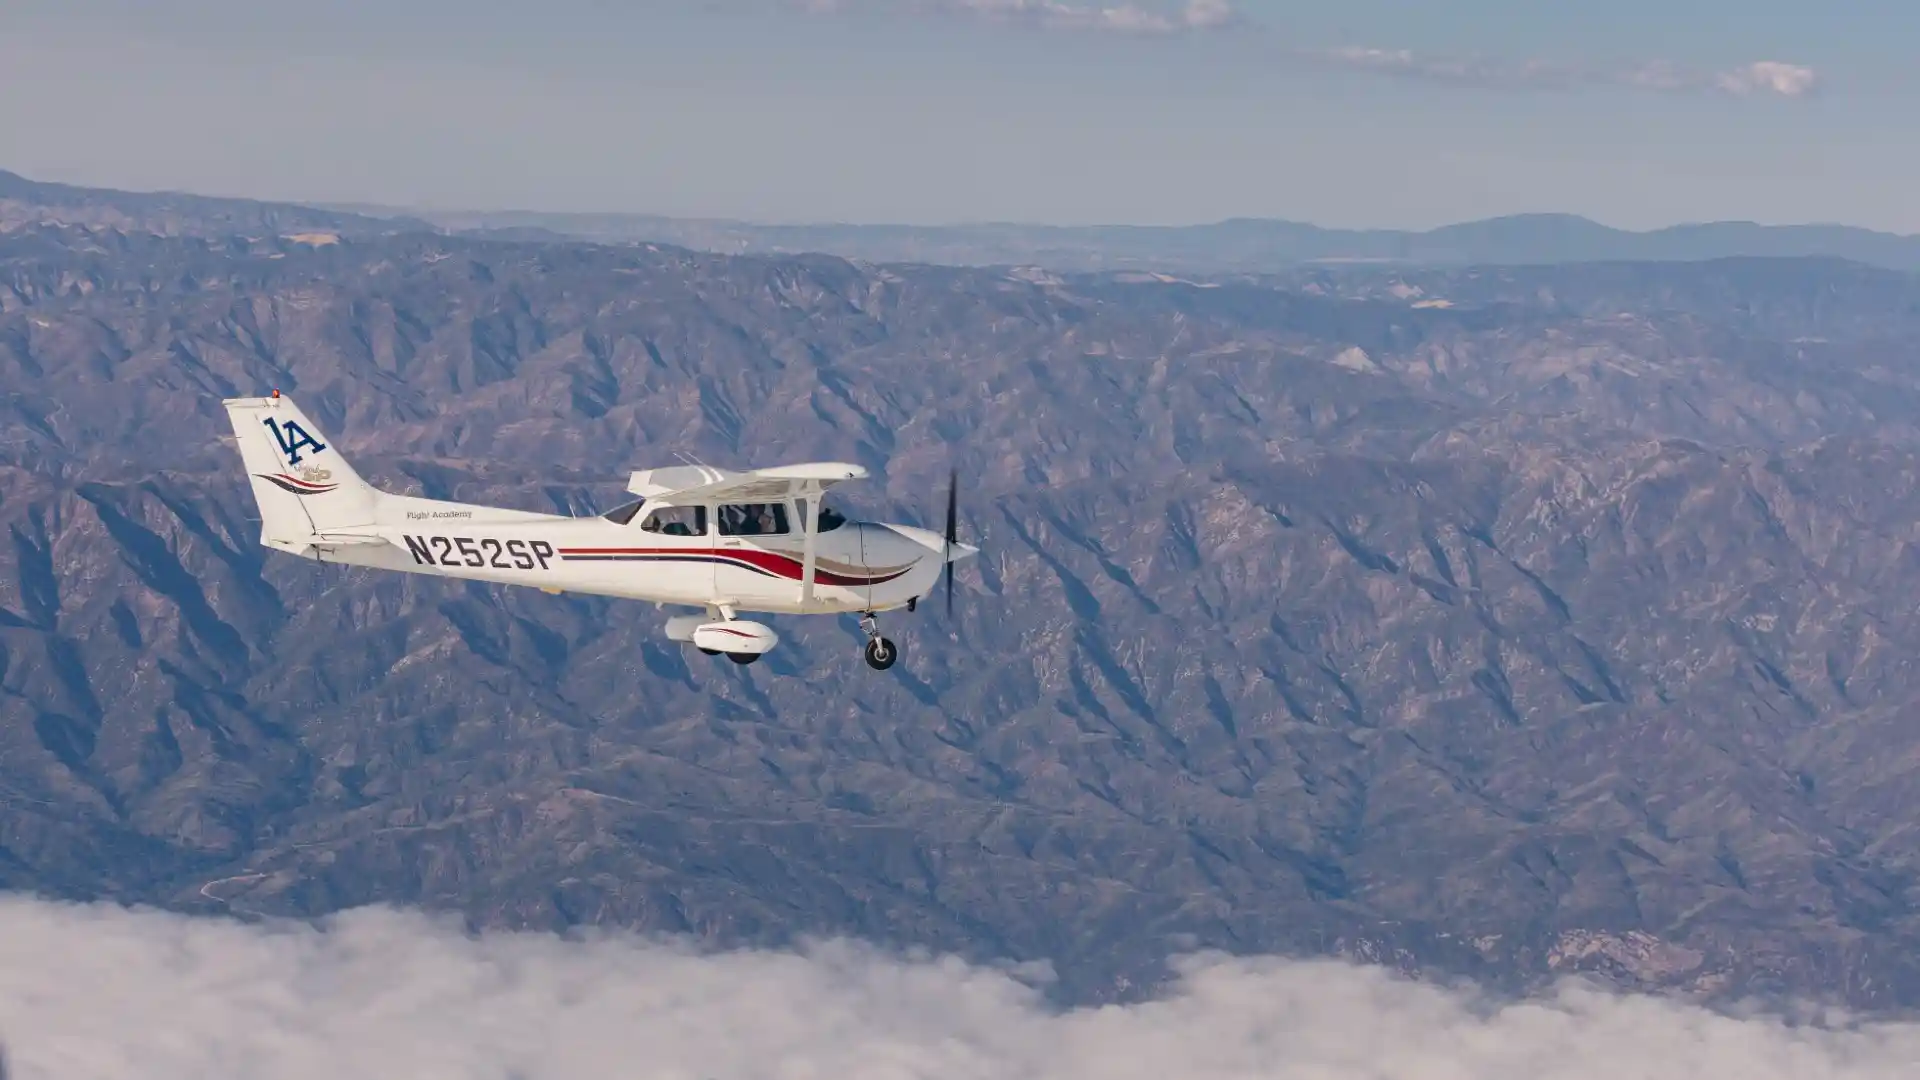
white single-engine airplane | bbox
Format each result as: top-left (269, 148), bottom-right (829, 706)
top-left (222, 391), bottom-right (976, 669)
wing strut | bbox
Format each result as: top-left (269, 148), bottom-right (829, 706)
top-left (799, 482), bottom-right (821, 608)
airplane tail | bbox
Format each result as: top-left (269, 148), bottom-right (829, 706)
top-left (221, 392), bottom-right (379, 551)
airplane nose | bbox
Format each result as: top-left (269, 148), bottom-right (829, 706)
top-left (879, 523), bottom-right (976, 563)
top-left (882, 523), bottom-right (945, 555)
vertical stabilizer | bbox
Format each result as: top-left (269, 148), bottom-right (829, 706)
top-left (221, 392), bottom-right (378, 552)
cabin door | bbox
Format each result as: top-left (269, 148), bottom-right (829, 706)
top-left (629, 503), bottom-right (713, 606)
top-left (713, 501), bottom-right (796, 607)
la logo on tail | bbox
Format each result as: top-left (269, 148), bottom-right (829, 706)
top-left (263, 415), bottom-right (327, 466)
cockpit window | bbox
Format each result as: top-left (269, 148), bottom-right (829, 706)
top-left (795, 498), bottom-right (848, 532)
top-left (640, 505), bottom-right (706, 536)
top-left (601, 498), bottom-right (645, 525)
top-left (717, 503), bottom-right (790, 536)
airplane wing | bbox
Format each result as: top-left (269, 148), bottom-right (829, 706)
top-left (626, 462), bottom-right (869, 503)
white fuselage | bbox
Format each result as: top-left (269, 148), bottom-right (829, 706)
top-left (219, 392), bottom-right (973, 637)
top-left (294, 492), bottom-right (949, 616)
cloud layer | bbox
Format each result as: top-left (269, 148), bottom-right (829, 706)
top-left (1305, 49), bottom-right (1819, 98)
top-left (797, 0), bottom-right (1238, 34)
top-left (0, 896), bottom-right (1917, 1079)
top-left (791, 1), bottom-right (1818, 98)
top-left (933, 0), bottom-right (1236, 33)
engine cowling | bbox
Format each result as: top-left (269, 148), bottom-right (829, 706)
top-left (689, 619), bottom-right (778, 656)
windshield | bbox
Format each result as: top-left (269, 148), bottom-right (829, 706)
top-left (600, 498), bottom-right (645, 525)
top-left (798, 497), bottom-right (848, 532)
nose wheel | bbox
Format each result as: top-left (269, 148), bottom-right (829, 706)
top-left (859, 613), bottom-right (899, 670)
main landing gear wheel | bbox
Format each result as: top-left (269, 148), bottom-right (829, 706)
top-left (859, 612), bottom-right (899, 670)
top-left (727, 652), bottom-right (759, 666)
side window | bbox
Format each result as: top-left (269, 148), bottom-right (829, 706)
top-left (639, 505), bottom-right (706, 536)
top-left (717, 503), bottom-right (790, 536)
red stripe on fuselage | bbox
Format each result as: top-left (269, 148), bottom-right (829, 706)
top-left (555, 546), bottom-right (913, 587)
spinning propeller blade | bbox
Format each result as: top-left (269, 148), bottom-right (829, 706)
top-left (943, 467), bottom-right (958, 616)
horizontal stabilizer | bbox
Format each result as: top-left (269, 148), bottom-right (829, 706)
top-left (310, 532), bottom-right (391, 548)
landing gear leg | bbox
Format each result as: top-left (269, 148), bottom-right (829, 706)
top-left (860, 612), bottom-right (898, 671)
top-left (699, 604), bottom-right (730, 656)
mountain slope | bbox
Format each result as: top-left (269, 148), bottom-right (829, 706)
top-left (0, 169), bottom-right (430, 239)
top-left (6, 225), bottom-right (1920, 1005)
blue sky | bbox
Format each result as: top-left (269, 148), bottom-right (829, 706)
top-left (4, 1), bottom-right (1915, 230)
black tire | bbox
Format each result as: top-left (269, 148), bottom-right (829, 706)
top-left (864, 636), bottom-right (898, 670)
top-left (727, 652), bottom-right (759, 665)
top-left (698, 647), bottom-right (720, 656)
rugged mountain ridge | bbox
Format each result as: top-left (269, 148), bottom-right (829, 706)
top-left (0, 169), bottom-right (430, 240)
top-left (6, 223), bottom-right (1920, 1005)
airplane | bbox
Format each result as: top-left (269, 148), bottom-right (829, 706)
top-left (220, 390), bottom-right (977, 670)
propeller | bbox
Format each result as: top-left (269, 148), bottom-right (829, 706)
top-left (942, 466), bottom-right (959, 616)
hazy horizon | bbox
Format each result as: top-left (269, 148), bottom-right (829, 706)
top-left (9, 164), bottom-right (1915, 237)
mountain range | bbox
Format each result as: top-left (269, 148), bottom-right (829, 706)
top-left (406, 209), bottom-right (1920, 277)
top-left (8, 167), bottom-right (1920, 273)
top-left (6, 171), bottom-right (1920, 1010)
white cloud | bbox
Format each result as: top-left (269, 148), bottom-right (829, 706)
top-left (0, 896), bottom-right (1915, 1079)
top-left (1715, 61), bottom-right (1820, 97)
top-left (1306, 48), bottom-right (1819, 98)
top-left (795, 0), bottom-right (1240, 34)
top-left (1306, 46), bottom-right (1523, 87)
top-left (787, 1), bottom-right (1817, 98)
